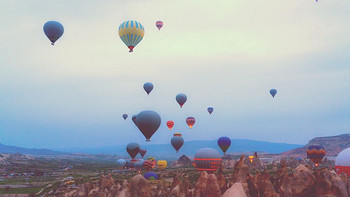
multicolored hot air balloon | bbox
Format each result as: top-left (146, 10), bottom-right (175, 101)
top-left (156, 21), bottom-right (163, 30)
top-left (166, 120), bottom-right (174, 131)
top-left (43, 21), bottom-right (64, 45)
top-left (116, 159), bottom-right (126, 168)
top-left (248, 156), bottom-right (254, 163)
top-left (193, 148), bottom-right (221, 172)
top-left (335, 148), bottom-right (350, 176)
top-left (127, 143), bottom-right (140, 161)
top-left (306, 145), bottom-right (326, 167)
top-left (118, 20), bottom-right (144, 52)
top-left (157, 160), bottom-right (167, 170)
top-left (217, 137), bottom-right (231, 155)
top-left (143, 157), bottom-right (156, 171)
top-left (122, 114), bottom-right (128, 120)
top-left (186, 117), bottom-right (195, 129)
top-left (207, 107), bottom-right (214, 114)
top-left (139, 149), bottom-right (147, 158)
top-left (143, 82), bottom-right (154, 95)
top-left (176, 94), bottom-right (187, 108)
top-left (144, 172), bottom-right (159, 180)
top-left (171, 132), bottom-right (184, 153)
top-left (135, 111), bottom-right (161, 142)
top-left (270, 89), bottom-right (277, 98)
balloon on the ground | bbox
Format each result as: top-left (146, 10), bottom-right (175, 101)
top-left (118, 20), bottom-right (145, 52)
top-left (186, 117), bottom-right (195, 129)
top-left (116, 159), bottom-right (126, 168)
top-left (166, 120), bottom-right (174, 131)
top-left (193, 148), bottom-right (221, 171)
top-left (134, 159), bottom-right (145, 170)
top-left (335, 147), bottom-right (350, 176)
top-left (157, 160), bottom-right (167, 170)
top-left (176, 94), bottom-right (187, 108)
top-left (43, 21), bottom-right (64, 45)
top-left (207, 107), bottom-right (214, 114)
top-left (249, 156), bottom-right (254, 163)
top-left (143, 82), bottom-right (154, 95)
top-left (127, 143), bottom-right (140, 160)
top-left (270, 89), bottom-right (277, 98)
top-left (122, 114), bottom-right (128, 120)
top-left (171, 132), bottom-right (184, 153)
top-left (125, 159), bottom-right (135, 168)
top-left (306, 145), bottom-right (326, 167)
top-left (217, 137), bottom-right (231, 155)
top-left (143, 157), bottom-right (156, 171)
top-left (144, 172), bottom-right (159, 180)
top-left (156, 21), bottom-right (163, 30)
top-left (135, 110), bottom-right (161, 142)
top-left (139, 149), bottom-right (147, 158)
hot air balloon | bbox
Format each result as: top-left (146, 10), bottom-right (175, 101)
top-left (144, 172), bottom-right (159, 180)
top-left (335, 148), bottom-right (350, 176)
top-left (116, 159), bottom-right (126, 168)
top-left (156, 21), bottom-right (163, 30)
top-left (125, 159), bottom-right (135, 168)
top-left (143, 82), bottom-right (154, 95)
top-left (248, 156), bottom-right (254, 163)
top-left (176, 94), bottom-right (187, 108)
top-left (135, 110), bottom-right (161, 142)
top-left (186, 117), bottom-right (195, 129)
top-left (171, 132), bottom-right (184, 153)
top-left (43, 21), bottom-right (64, 45)
top-left (270, 89), bottom-right (277, 98)
top-left (143, 157), bottom-right (156, 171)
top-left (139, 149), bottom-right (147, 158)
top-left (118, 20), bottom-right (144, 52)
top-left (132, 115), bottom-right (137, 125)
top-left (157, 160), bottom-right (167, 170)
top-left (193, 148), bottom-right (221, 172)
top-left (134, 159), bottom-right (145, 170)
top-left (306, 145), bottom-right (326, 167)
top-left (127, 143), bottom-right (140, 161)
top-left (166, 120), bottom-right (174, 131)
top-left (207, 107), bottom-right (214, 114)
top-left (122, 114), bottom-right (128, 120)
top-left (217, 137), bottom-right (231, 155)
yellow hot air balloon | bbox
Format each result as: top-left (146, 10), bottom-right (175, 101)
top-left (118, 20), bottom-right (145, 52)
top-left (248, 156), bottom-right (254, 163)
top-left (157, 160), bottom-right (167, 170)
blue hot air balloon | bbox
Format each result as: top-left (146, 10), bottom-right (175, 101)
top-left (171, 132), bottom-right (184, 153)
top-left (135, 111), bottom-right (161, 142)
top-left (123, 114), bottom-right (128, 120)
top-left (116, 159), bottom-right (126, 168)
top-left (176, 94), bottom-right (187, 108)
top-left (207, 107), bottom-right (214, 114)
top-left (218, 137), bottom-right (231, 155)
top-left (43, 21), bottom-right (64, 45)
top-left (270, 89), bottom-right (277, 98)
top-left (143, 82), bottom-right (154, 95)
top-left (144, 172), bottom-right (159, 180)
top-left (127, 143), bottom-right (140, 160)
top-left (134, 159), bottom-right (145, 170)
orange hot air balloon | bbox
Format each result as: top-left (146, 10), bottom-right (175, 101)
top-left (249, 156), bottom-right (254, 163)
top-left (166, 120), bottom-right (174, 130)
top-left (186, 117), bottom-right (195, 129)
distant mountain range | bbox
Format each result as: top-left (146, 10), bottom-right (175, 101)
top-left (0, 143), bottom-right (64, 155)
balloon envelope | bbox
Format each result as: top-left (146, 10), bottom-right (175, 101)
top-left (143, 159), bottom-right (156, 171)
top-left (207, 107), bottom-right (214, 114)
top-left (186, 117), bottom-right (195, 129)
top-left (118, 20), bottom-right (145, 52)
top-left (306, 145), bottom-right (326, 166)
top-left (144, 172), bottom-right (159, 180)
top-left (143, 82), bottom-right (154, 95)
top-left (171, 132), bottom-right (184, 153)
top-left (193, 148), bottom-right (221, 171)
top-left (176, 94), bottom-right (187, 108)
top-left (156, 21), bottom-right (163, 30)
top-left (122, 114), bottom-right (128, 120)
top-left (157, 160), bottom-right (167, 170)
top-left (135, 111), bottom-right (161, 141)
top-left (134, 159), bottom-right (145, 169)
top-left (166, 120), bottom-right (174, 130)
top-left (270, 89), bottom-right (277, 98)
top-left (43, 21), bottom-right (64, 45)
top-left (217, 137), bottom-right (231, 154)
top-left (127, 143), bottom-right (140, 160)
top-left (132, 115), bottom-right (137, 125)
top-left (116, 159), bottom-right (126, 168)
top-left (139, 149), bottom-right (147, 158)
top-left (335, 148), bottom-right (350, 176)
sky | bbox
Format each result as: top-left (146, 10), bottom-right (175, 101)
top-left (0, 0), bottom-right (349, 150)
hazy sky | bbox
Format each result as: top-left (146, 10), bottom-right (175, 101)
top-left (0, 0), bottom-right (349, 149)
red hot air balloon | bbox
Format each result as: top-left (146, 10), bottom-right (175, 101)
top-left (306, 145), bottom-right (326, 167)
top-left (166, 120), bottom-right (174, 131)
top-left (139, 149), bottom-right (147, 158)
top-left (335, 148), bottom-right (350, 176)
top-left (186, 117), bottom-right (195, 129)
top-left (156, 21), bottom-right (163, 30)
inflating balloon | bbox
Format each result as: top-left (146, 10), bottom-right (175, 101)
top-left (157, 160), bottom-right (167, 170)
top-left (116, 159), bottom-right (126, 168)
top-left (176, 94), bottom-right (187, 108)
top-left (143, 157), bottom-right (156, 171)
top-left (171, 132), bottom-right (184, 153)
top-left (126, 143), bottom-right (140, 161)
top-left (193, 148), bottom-right (221, 172)
top-left (139, 149), bottom-right (147, 158)
top-left (335, 148), bottom-right (350, 176)
top-left (143, 82), bottom-right (154, 95)
top-left (270, 89), bottom-right (277, 98)
top-left (118, 20), bottom-right (145, 52)
top-left (217, 137), bottom-right (231, 155)
top-left (186, 117), bottom-right (195, 129)
top-left (135, 111), bottom-right (161, 142)
top-left (166, 120), bottom-right (174, 131)
top-left (306, 145), bottom-right (326, 167)
top-left (144, 172), bottom-right (159, 180)
top-left (156, 21), bottom-right (163, 30)
top-left (125, 159), bottom-right (135, 168)
top-left (122, 114), bottom-right (128, 120)
top-left (134, 159), bottom-right (145, 170)
top-left (43, 21), bottom-right (64, 45)
top-left (207, 107), bottom-right (214, 114)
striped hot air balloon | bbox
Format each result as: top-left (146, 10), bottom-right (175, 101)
top-left (193, 148), bottom-right (221, 172)
top-left (118, 20), bottom-right (145, 52)
top-left (186, 117), bottom-right (195, 129)
top-left (306, 145), bottom-right (326, 167)
top-left (156, 21), bottom-right (163, 30)
top-left (166, 120), bottom-right (174, 131)
top-left (143, 157), bottom-right (156, 171)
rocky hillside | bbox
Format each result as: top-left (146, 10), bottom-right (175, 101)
top-left (283, 133), bottom-right (350, 157)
